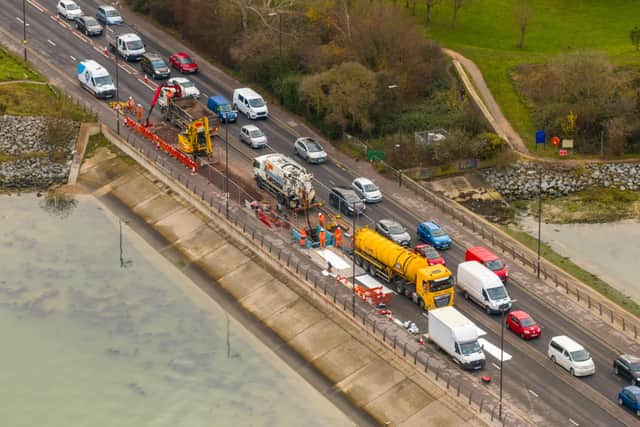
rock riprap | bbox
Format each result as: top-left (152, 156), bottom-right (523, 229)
top-left (0, 115), bottom-right (78, 189)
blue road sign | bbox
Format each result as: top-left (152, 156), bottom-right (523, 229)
top-left (535, 130), bottom-right (546, 144)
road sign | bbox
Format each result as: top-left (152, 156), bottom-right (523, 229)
top-left (535, 130), bottom-right (546, 144)
top-left (367, 150), bottom-right (384, 162)
top-left (551, 136), bottom-right (560, 146)
top-left (559, 149), bottom-right (568, 157)
top-left (562, 139), bottom-right (574, 149)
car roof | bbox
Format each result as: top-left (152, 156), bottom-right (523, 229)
top-left (144, 53), bottom-right (162, 60)
top-left (509, 310), bottom-right (532, 320)
top-left (421, 221), bottom-right (441, 230)
top-left (550, 335), bottom-right (584, 352)
top-left (379, 218), bottom-right (401, 227)
top-left (169, 77), bottom-right (188, 83)
top-left (242, 124), bottom-right (260, 131)
top-left (331, 186), bottom-right (356, 195)
top-left (354, 177), bottom-right (374, 185)
top-left (624, 385), bottom-right (640, 395)
top-left (210, 95), bottom-right (228, 102)
top-left (297, 137), bottom-right (318, 145)
top-left (98, 5), bottom-right (116, 11)
top-left (620, 354), bottom-right (640, 364)
top-left (61, 0), bottom-right (78, 5)
top-left (174, 52), bottom-right (191, 57)
top-left (467, 246), bottom-right (498, 260)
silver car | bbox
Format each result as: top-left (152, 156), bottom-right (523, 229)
top-left (294, 137), bottom-right (327, 164)
top-left (240, 125), bottom-right (267, 149)
top-left (375, 219), bottom-right (411, 247)
top-left (352, 177), bottom-right (382, 203)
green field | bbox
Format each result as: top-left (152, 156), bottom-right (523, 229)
top-left (0, 83), bottom-right (95, 122)
top-left (0, 48), bottom-right (42, 82)
top-left (415, 0), bottom-right (640, 149)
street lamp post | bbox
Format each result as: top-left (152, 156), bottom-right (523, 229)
top-left (499, 299), bottom-right (516, 420)
top-left (225, 119), bottom-right (229, 219)
top-left (115, 53), bottom-right (120, 135)
top-left (22, 0), bottom-right (27, 62)
top-left (351, 201), bottom-right (357, 317)
top-left (537, 168), bottom-right (542, 278)
top-left (269, 12), bottom-right (284, 105)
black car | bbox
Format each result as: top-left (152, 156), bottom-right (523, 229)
top-left (74, 15), bottom-right (103, 36)
top-left (328, 187), bottom-right (365, 217)
top-left (614, 354), bottom-right (640, 384)
top-left (140, 53), bottom-right (171, 80)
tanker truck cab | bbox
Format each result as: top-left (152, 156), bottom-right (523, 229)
top-left (416, 265), bottom-right (455, 309)
top-left (77, 60), bottom-right (115, 99)
top-left (457, 261), bottom-right (512, 314)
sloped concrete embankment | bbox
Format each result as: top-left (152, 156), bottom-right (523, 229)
top-left (77, 135), bottom-right (498, 426)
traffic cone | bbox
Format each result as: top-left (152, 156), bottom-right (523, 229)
top-left (143, 74), bottom-right (149, 84)
top-left (191, 165), bottom-right (197, 175)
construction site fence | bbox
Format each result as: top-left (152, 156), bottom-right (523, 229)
top-left (394, 169), bottom-right (640, 344)
top-left (117, 127), bottom-right (527, 427)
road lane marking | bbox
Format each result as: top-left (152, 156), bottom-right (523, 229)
top-left (47, 39), bottom-right (56, 47)
top-left (569, 418), bottom-right (579, 426)
top-left (491, 362), bottom-right (500, 370)
top-left (16, 17), bottom-right (30, 26)
top-left (27, 0), bottom-right (47, 13)
top-left (528, 389), bottom-right (538, 398)
top-left (70, 55), bottom-right (76, 61)
top-left (137, 78), bottom-right (157, 91)
top-left (478, 338), bottom-right (512, 361)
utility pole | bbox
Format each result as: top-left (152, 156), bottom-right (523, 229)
top-left (536, 168), bottom-right (542, 278)
top-left (499, 306), bottom-right (506, 419)
top-left (225, 119), bottom-right (229, 219)
top-left (352, 201), bottom-right (357, 317)
top-left (22, 0), bottom-right (27, 62)
top-left (278, 12), bottom-right (283, 105)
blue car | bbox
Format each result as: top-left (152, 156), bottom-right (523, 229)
top-left (207, 95), bottom-right (238, 123)
top-left (619, 385), bottom-right (640, 416)
top-left (417, 221), bottom-right (452, 250)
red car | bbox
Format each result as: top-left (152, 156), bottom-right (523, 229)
top-left (506, 310), bottom-right (541, 340)
top-left (413, 243), bottom-right (445, 266)
top-left (465, 246), bottom-right (508, 282)
top-left (169, 52), bottom-right (199, 74)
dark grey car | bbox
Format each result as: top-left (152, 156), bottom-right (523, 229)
top-left (328, 187), bottom-right (365, 217)
top-left (75, 16), bottom-right (103, 36)
top-left (614, 354), bottom-right (640, 384)
top-left (375, 219), bottom-right (411, 247)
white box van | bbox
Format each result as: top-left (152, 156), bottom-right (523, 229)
top-left (233, 88), bottom-right (268, 119)
top-left (77, 60), bottom-right (115, 99)
top-left (429, 307), bottom-right (485, 370)
top-left (548, 335), bottom-right (595, 377)
top-left (457, 261), bottom-right (511, 314)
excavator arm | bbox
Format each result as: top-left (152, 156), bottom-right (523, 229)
top-left (144, 83), bottom-right (182, 126)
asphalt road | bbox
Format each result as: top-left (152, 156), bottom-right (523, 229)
top-left (4, 1), bottom-right (638, 425)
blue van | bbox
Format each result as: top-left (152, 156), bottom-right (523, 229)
top-left (207, 95), bottom-right (238, 123)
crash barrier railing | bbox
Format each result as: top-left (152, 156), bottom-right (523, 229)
top-left (119, 130), bottom-right (527, 427)
top-left (395, 169), bottom-right (640, 343)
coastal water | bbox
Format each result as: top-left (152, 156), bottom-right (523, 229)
top-left (0, 193), bottom-right (352, 427)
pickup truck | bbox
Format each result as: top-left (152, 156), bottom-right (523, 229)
top-left (106, 25), bottom-right (145, 61)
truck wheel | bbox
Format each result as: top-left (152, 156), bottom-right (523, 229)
top-left (485, 306), bottom-right (492, 315)
top-left (395, 283), bottom-right (403, 295)
top-left (418, 299), bottom-right (425, 310)
top-left (463, 291), bottom-right (469, 300)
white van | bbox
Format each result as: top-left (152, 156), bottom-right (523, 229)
top-left (77, 60), bottom-right (115, 99)
top-left (548, 335), bottom-right (595, 377)
top-left (233, 88), bottom-right (268, 119)
top-left (457, 261), bottom-right (512, 314)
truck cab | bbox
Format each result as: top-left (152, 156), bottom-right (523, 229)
top-left (107, 26), bottom-right (145, 61)
top-left (416, 265), bottom-right (455, 309)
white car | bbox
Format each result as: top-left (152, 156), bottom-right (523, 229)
top-left (240, 125), bottom-right (267, 149)
top-left (57, 0), bottom-right (83, 20)
top-left (352, 177), bottom-right (382, 203)
top-left (167, 77), bottom-right (200, 98)
top-left (294, 137), bottom-right (327, 164)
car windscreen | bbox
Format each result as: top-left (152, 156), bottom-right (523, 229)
top-left (486, 286), bottom-right (507, 300)
top-left (570, 350), bottom-right (591, 362)
top-left (218, 103), bottom-right (232, 112)
top-left (127, 40), bottom-right (143, 50)
top-left (429, 276), bottom-right (453, 292)
top-left (151, 60), bottom-right (167, 68)
top-left (387, 224), bottom-right (405, 234)
top-left (179, 56), bottom-right (193, 64)
top-left (305, 140), bottom-right (323, 152)
top-left (249, 129), bottom-right (264, 138)
top-left (85, 17), bottom-right (99, 25)
top-left (422, 247), bottom-right (439, 259)
top-left (486, 259), bottom-right (505, 271)
top-left (431, 229), bottom-right (446, 237)
top-left (67, 3), bottom-right (79, 10)
top-left (249, 98), bottom-right (265, 108)
top-left (94, 75), bottom-right (113, 86)
top-left (459, 340), bottom-right (481, 356)
top-left (179, 81), bottom-right (194, 88)
top-left (341, 192), bottom-right (360, 204)
top-left (520, 317), bottom-right (536, 327)
top-left (629, 362), bottom-right (640, 371)
top-left (106, 10), bottom-right (120, 17)
top-left (363, 183), bottom-right (378, 192)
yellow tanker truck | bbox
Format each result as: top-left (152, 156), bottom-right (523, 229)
top-left (354, 227), bottom-right (455, 310)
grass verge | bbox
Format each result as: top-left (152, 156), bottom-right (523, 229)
top-left (0, 83), bottom-right (95, 121)
top-left (0, 48), bottom-right (43, 82)
top-left (86, 132), bottom-right (136, 165)
top-left (502, 226), bottom-right (640, 318)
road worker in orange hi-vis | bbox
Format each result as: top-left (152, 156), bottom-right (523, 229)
top-left (318, 211), bottom-right (325, 228)
top-left (136, 104), bottom-right (143, 122)
top-left (299, 228), bottom-right (307, 247)
top-left (127, 96), bottom-right (135, 113)
top-left (319, 228), bottom-right (326, 248)
top-left (334, 226), bottom-right (343, 248)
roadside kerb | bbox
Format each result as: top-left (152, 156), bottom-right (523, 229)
top-left (395, 170), bottom-right (640, 344)
top-left (100, 123), bottom-right (529, 426)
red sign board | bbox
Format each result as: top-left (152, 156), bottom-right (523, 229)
top-left (551, 136), bottom-right (561, 146)
top-left (559, 149), bottom-right (568, 157)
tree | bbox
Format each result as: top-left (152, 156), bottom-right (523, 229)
top-left (451, 0), bottom-right (468, 28)
top-left (605, 117), bottom-right (626, 156)
top-left (299, 62), bottom-right (377, 135)
top-left (631, 26), bottom-right (640, 51)
top-left (514, 0), bottom-right (533, 49)
top-left (425, 0), bottom-right (440, 24)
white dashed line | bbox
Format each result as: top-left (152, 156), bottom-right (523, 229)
top-left (47, 39), bottom-right (56, 47)
top-left (27, 0), bottom-right (47, 13)
top-left (70, 55), bottom-right (76, 61)
top-left (491, 362), bottom-right (501, 370)
top-left (528, 389), bottom-right (538, 398)
top-left (569, 418), bottom-right (579, 426)
top-left (137, 78), bottom-right (157, 91)
top-left (15, 17), bottom-right (30, 26)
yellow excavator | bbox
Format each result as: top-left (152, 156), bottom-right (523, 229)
top-left (178, 117), bottom-right (213, 157)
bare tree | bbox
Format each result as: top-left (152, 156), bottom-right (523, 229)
top-left (425, 0), bottom-right (440, 24)
top-left (451, 0), bottom-right (468, 28)
top-left (514, 0), bottom-right (533, 49)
